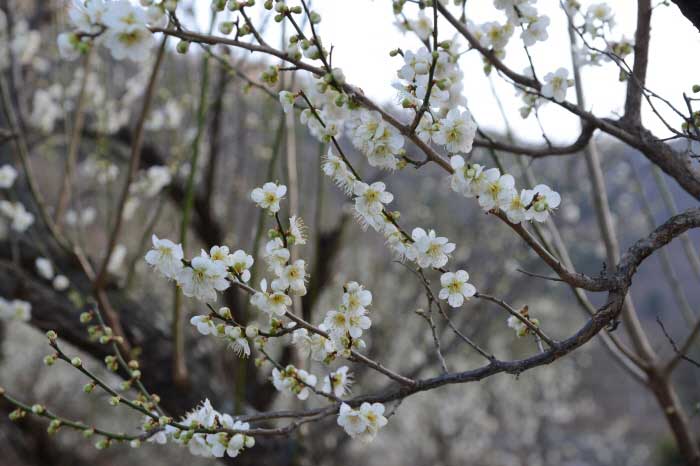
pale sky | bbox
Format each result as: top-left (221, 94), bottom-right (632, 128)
top-left (193, 1), bottom-right (700, 145)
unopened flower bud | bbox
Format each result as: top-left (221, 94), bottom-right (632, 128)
top-left (245, 325), bottom-right (258, 338)
top-left (176, 41), bottom-right (190, 54)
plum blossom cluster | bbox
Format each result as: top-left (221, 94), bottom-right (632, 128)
top-left (322, 366), bottom-right (353, 397)
top-left (281, 86), bottom-right (406, 170)
top-left (0, 166), bottom-right (33, 236)
top-left (564, 1), bottom-right (633, 68)
top-left (271, 365), bottom-right (318, 400)
top-left (0, 164), bottom-right (17, 189)
top-left (58, 0), bottom-right (167, 63)
top-left (337, 402), bottom-right (388, 443)
top-left (320, 282), bottom-right (373, 357)
top-left (35, 257), bottom-right (71, 292)
top-left (507, 307), bottom-right (541, 338)
top-left (0, 297), bottom-right (31, 323)
top-left (0, 200), bottom-right (34, 233)
top-left (146, 236), bottom-right (258, 302)
top-left (142, 399), bottom-right (254, 459)
top-left (393, 41), bottom-right (473, 150)
top-left (190, 307), bottom-right (255, 358)
top-left (449, 155), bottom-right (561, 224)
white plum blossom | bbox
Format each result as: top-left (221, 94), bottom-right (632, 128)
top-left (409, 11), bottom-right (432, 41)
top-left (272, 259), bottom-right (307, 296)
top-left (53, 275), bottom-right (70, 291)
top-left (478, 173), bottom-right (514, 211)
top-left (68, 0), bottom-right (107, 33)
top-left (190, 315), bottom-right (217, 335)
top-left (499, 188), bottom-right (529, 223)
top-left (337, 403), bottom-right (366, 437)
top-left (322, 148), bottom-right (356, 194)
top-left (292, 328), bottom-right (335, 362)
top-left (251, 182), bottom-right (287, 213)
top-left (541, 68), bottom-right (570, 103)
top-left (450, 156), bottom-right (482, 197)
top-left (0, 164), bottom-right (17, 188)
top-left (279, 90), bottom-right (296, 113)
top-left (288, 216), bottom-right (307, 245)
top-left (494, 0), bottom-right (538, 24)
top-left (263, 238), bottom-right (290, 274)
top-left (523, 184), bottom-right (561, 222)
top-left (229, 250), bottom-right (254, 283)
top-left (480, 21), bottom-right (514, 51)
top-left (398, 48), bottom-right (432, 82)
top-left (176, 256), bottom-right (230, 302)
top-left (224, 325), bottom-right (251, 358)
top-left (272, 365), bottom-right (318, 400)
top-left (35, 257), bottom-right (54, 280)
top-left (353, 181), bottom-right (393, 231)
top-left (250, 279), bottom-right (291, 317)
top-left (585, 3), bottom-right (615, 33)
top-left (521, 15), bottom-right (550, 46)
top-left (433, 108), bottom-right (477, 154)
top-left (133, 165), bottom-right (171, 197)
top-left (405, 228), bottom-right (455, 269)
top-left (347, 110), bottom-right (404, 170)
top-left (323, 307), bottom-right (371, 340)
top-left (0, 298), bottom-right (31, 322)
top-left (0, 201), bottom-right (34, 232)
top-left (448, 158), bottom-right (562, 225)
top-left (337, 402), bottom-right (387, 442)
top-left (416, 114), bottom-right (438, 143)
top-left (102, 1), bottom-right (153, 62)
top-left (145, 235), bottom-right (184, 279)
top-left (507, 312), bottom-right (540, 338)
top-left (322, 366), bottom-right (353, 397)
top-left (166, 399), bottom-right (254, 458)
top-left (439, 270), bottom-right (476, 308)
top-left (208, 245), bottom-right (232, 264)
top-left (342, 282), bottom-right (372, 314)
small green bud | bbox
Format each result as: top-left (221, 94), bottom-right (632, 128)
top-left (44, 354), bottom-right (57, 366)
top-left (9, 408), bottom-right (26, 421)
top-left (71, 357), bottom-right (82, 367)
top-left (31, 404), bottom-right (45, 414)
top-left (95, 438), bottom-right (110, 450)
top-left (109, 396), bottom-right (121, 406)
top-left (79, 312), bottom-right (93, 324)
top-left (219, 21), bottom-right (234, 35)
top-left (176, 40), bottom-right (190, 54)
top-left (83, 428), bottom-right (95, 438)
top-left (46, 330), bottom-right (58, 341)
top-left (693, 84), bottom-right (700, 93)
top-left (83, 382), bottom-right (96, 393)
top-left (47, 419), bottom-right (61, 434)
